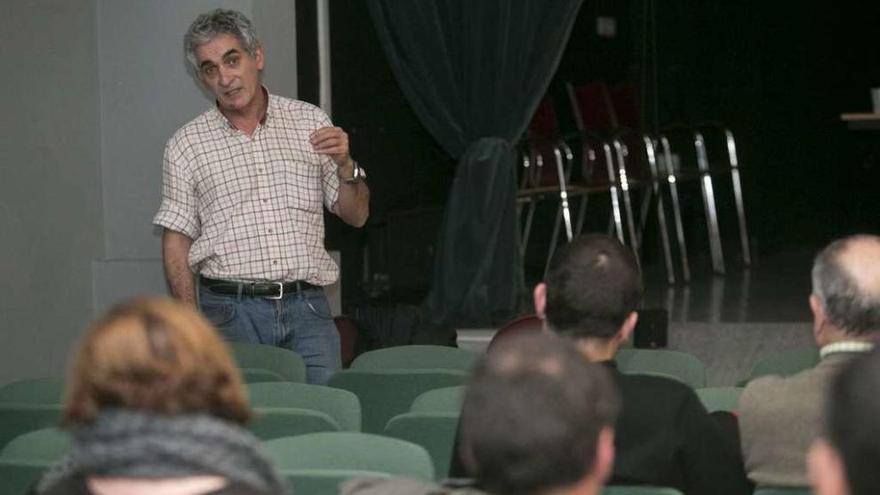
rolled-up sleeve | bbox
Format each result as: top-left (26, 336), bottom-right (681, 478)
top-left (153, 135), bottom-right (200, 239)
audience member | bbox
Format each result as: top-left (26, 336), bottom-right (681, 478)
top-left (739, 234), bottom-right (880, 487)
top-left (343, 333), bottom-right (619, 495)
top-left (532, 233), bottom-right (751, 495)
top-left (38, 297), bottom-right (285, 495)
top-left (808, 347), bottom-right (880, 495)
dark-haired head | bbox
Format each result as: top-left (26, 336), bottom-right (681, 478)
top-left (535, 234), bottom-right (643, 343)
top-left (459, 333), bottom-right (619, 495)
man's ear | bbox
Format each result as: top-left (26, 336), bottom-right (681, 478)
top-left (592, 427), bottom-right (616, 485)
top-left (533, 283), bottom-right (548, 320)
top-left (255, 45), bottom-right (266, 70)
top-left (810, 294), bottom-right (828, 344)
top-left (808, 439), bottom-right (849, 495)
top-left (617, 311), bottom-right (638, 344)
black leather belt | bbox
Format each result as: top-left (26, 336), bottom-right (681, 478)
top-left (200, 276), bottom-right (321, 299)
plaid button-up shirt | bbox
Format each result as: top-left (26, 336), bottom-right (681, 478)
top-left (153, 93), bottom-right (341, 285)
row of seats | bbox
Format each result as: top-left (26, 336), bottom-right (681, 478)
top-left (0, 343), bottom-right (820, 495)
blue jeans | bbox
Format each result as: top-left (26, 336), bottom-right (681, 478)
top-left (198, 283), bottom-right (341, 385)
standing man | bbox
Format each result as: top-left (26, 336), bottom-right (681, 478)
top-left (153, 9), bottom-right (369, 385)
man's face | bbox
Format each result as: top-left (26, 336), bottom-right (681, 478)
top-left (195, 34), bottom-right (264, 115)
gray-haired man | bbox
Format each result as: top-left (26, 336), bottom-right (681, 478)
top-left (739, 234), bottom-right (880, 487)
top-left (153, 9), bottom-right (369, 384)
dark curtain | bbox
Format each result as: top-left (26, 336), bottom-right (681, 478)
top-left (368, 0), bottom-right (583, 327)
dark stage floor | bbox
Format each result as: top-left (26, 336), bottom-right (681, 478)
top-left (642, 246), bottom-right (816, 324)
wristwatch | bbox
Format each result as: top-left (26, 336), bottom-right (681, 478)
top-left (342, 160), bottom-right (367, 184)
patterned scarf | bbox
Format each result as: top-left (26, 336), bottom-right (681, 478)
top-left (38, 409), bottom-right (286, 493)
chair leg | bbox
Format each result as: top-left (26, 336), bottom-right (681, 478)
top-left (724, 129), bottom-right (752, 266)
top-left (613, 139), bottom-right (640, 255)
top-left (602, 142), bottom-right (626, 244)
top-left (659, 136), bottom-right (691, 282)
top-left (644, 136), bottom-right (675, 284)
top-left (695, 132), bottom-right (725, 275)
top-left (554, 146), bottom-right (574, 242)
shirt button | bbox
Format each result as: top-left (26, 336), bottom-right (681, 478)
top-left (268, 228), bottom-right (273, 233)
top-left (272, 260), bottom-right (278, 265)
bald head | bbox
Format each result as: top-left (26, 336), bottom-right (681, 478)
top-left (812, 235), bottom-right (880, 335)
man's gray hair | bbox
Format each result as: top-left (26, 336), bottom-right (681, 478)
top-left (812, 235), bottom-right (880, 335)
top-left (184, 9), bottom-right (261, 70)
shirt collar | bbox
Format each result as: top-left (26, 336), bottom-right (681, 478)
top-left (208, 85), bottom-right (272, 134)
top-left (820, 341), bottom-right (875, 359)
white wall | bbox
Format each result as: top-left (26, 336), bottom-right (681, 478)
top-left (0, 1), bottom-right (104, 384)
top-left (0, 1), bottom-right (298, 385)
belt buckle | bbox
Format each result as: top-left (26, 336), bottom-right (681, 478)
top-left (267, 282), bottom-right (284, 300)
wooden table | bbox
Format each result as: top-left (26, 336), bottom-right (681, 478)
top-left (841, 112), bottom-right (880, 130)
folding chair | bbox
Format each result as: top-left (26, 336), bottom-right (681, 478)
top-left (697, 123), bottom-right (752, 267)
top-left (657, 126), bottom-right (726, 275)
top-left (612, 130), bottom-right (676, 283)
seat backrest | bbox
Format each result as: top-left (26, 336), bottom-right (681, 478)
top-left (384, 412), bottom-right (460, 479)
top-left (527, 98), bottom-right (561, 140)
top-left (246, 382), bottom-right (361, 431)
top-left (613, 131), bottom-right (658, 183)
top-left (349, 345), bottom-right (478, 372)
top-left (279, 469), bottom-right (393, 495)
top-left (0, 459), bottom-right (53, 495)
top-left (248, 407), bottom-right (341, 440)
top-left (239, 367), bottom-right (287, 384)
top-left (262, 431), bottom-right (435, 479)
top-left (748, 347), bottom-right (819, 383)
top-left (609, 83), bottom-right (640, 130)
top-left (752, 488), bottom-right (811, 495)
top-left (1, 427), bottom-right (70, 463)
top-left (604, 486), bottom-right (684, 495)
top-left (0, 378), bottom-right (65, 406)
top-left (0, 404), bottom-right (63, 451)
top-left (566, 81), bottom-right (618, 133)
top-left (409, 386), bottom-right (465, 414)
top-left (334, 315), bottom-right (360, 369)
top-left (616, 348), bottom-right (707, 389)
top-left (695, 387), bottom-right (744, 413)
top-left (228, 342), bottom-right (307, 383)
top-left (657, 126), bottom-right (703, 175)
top-left (489, 315), bottom-right (542, 351)
top-left (328, 369), bottom-right (468, 434)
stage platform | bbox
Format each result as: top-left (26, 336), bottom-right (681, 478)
top-left (458, 246), bottom-right (819, 386)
